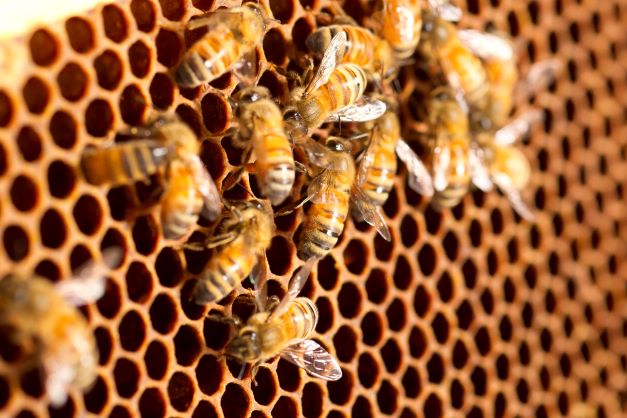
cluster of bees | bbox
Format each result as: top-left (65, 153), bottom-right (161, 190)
top-left (0, 0), bottom-right (561, 408)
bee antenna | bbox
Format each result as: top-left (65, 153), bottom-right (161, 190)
top-left (237, 362), bottom-right (247, 380)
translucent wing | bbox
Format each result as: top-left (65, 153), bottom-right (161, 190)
top-left (268, 258), bottom-right (316, 319)
top-left (515, 58), bottom-right (562, 100)
top-left (55, 248), bottom-right (122, 306)
top-left (429, 0), bottom-right (462, 21)
top-left (446, 73), bottom-right (469, 114)
top-left (351, 186), bottom-right (392, 241)
top-left (305, 31), bottom-right (347, 95)
top-left (324, 97), bottom-right (387, 123)
top-left (493, 110), bottom-right (542, 146)
top-left (298, 136), bottom-right (332, 168)
top-left (432, 135), bottom-right (451, 192)
top-left (356, 134), bottom-right (377, 187)
top-left (307, 170), bottom-right (339, 205)
top-left (492, 173), bottom-right (535, 221)
top-left (186, 8), bottom-right (245, 31)
top-left (395, 139), bottom-right (434, 197)
top-left (44, 361), bottom-right (74, 407)
top-left (187, 154), bottom-right (222, 221)
top-left (280, 339), bottom-right (342, 381)
top-left (457, 29), bottom-right (514, 61)
top-left (469, 144), bottom-right (493, 192)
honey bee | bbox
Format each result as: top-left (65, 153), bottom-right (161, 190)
top-left (288, 31), bottom-right (386, 132)
top-left (174, 3), bottom-right (270, 88)
top-left (357, 109), bottom-right (433, 208)
top-left (294, 136), bottom-right (391, 262)
top-left (477, 110), bottom-right (543, 220)
top-left (230, 87), bottom-right (295, 206)
top-left (425, 87), bottom-right (491, 209)
top-left (456, 29), bottom-right (561, 132)
top-left (80, 117), bottom-right (222, 240)
top-left (0, 249), bottom-right (120, 406)
top-left (188, 200), bottom-right (274, 304)
top-left (226, 259), bottom-right (342, 381)
top-left (419, 7), bottom-right (488, 108)
top-left (306, 24), bottom-right (395, 80)
top-left (373, 0), bottom-right (422, 61)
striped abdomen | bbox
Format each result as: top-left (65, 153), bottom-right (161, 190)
top-left (361, 137), bottom-right (397, 206)
top-left (80, 141), bottom-right (167, 186)
top-left (307, 25), bottom-right (376, 67)
top-left (381, 0), bottom-right (421, 60)
top-left (174, 26), bottom-right (241, 88)
top-left (160, 162), bottom-right (203, 240)
top-left (194, 238), bottom-right (255, 304)
top-left (298, 184), bottom-right (351, 261)
top-left (256, 132), bottom-right (295, 205)
top-left (442, 39), bottom-right (488, 106)
top-left (484, 59), bottom-right (518, 126)
top-left (298, 63), bottom-right (367, 128)
top-left (432, 136), bottom-right (471, 209)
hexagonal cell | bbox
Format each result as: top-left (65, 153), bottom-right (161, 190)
top-left (3, 224), bottom-right (30, 261)
top-left (65, 17), bottom-right (94, 53)
top-left (114, 357), bottom-right (140, 398)
top-left (102, 4), bottom-right (129, 42)
top-left (138, 387), bottom-right (166, 418)
top-left (168, 371), bottom-right (195, 412)
top-left (251, 367), bottom-right (277, 406)
top-left (118, 309), bottom-right (146, 351)
top-left (16, 126), bottom-right (42, 162)
top-left (85, 99), bottom-right (114, 137)
top-left (149, 293), bottom-right (178, 334)
top-left (10, 175), bottom-right (39, 212)
top-left (23, 76), bottom-right (50, 114)
top-left (40, 208), bottom-right (67, 249)
top-left (174, 325), bottom-right (202, 366)
top-left (29, 28), bottom-right (59, 66)
top-left (94, 50), bottom-right (123, 90)
top-left (221, 383), bottom-right (250, 418)
top-left (57, 63), bottom-right (88, 101)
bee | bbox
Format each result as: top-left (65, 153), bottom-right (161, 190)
top-left (0, 249), bottom-right (120, 406)
top-left (306, 24), bottom-right (395, 80)
top-left (357, 108), bottom-right (433, 208)
top-left (226, 259), bottom-right (342, 381)
top-left (80, 117), bottom-right (222, 240)
top-left (456, 29), bottom-right (562, 133)
top-left (230, 87), bottom-right (295, 206)
top-left (425, 86), bottom-right (491, 209)
top-left (477, 111), bottom-right (542, 220)
top-left (419, 7), bottom-right (488, 108)
top-left (288, 31), bottom-right (386, 133)
top-left (188, 200), bottom-right (274, 304)
top-left (373, 0), bottom-right (422, 61)
top-left (174, 3), bottom-right (270, 88)
top-left (294, 136), bottom-right (391, 262)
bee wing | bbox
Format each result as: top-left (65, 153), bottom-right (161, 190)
top-left (233, 49), bottom-right (259, 83)
top-left (44, 362), bottom-right (74, 407)
top-left (469, 144), bottom-right (493, 192)
top-left (268, 258), bottom-right (316, 319)
top-left (186, 8), bottom-right (246, 31)
top-left (187, 154), bottom-right (223, 221)
top-left (432, 136), bottom-right (451, 192)
top-left (395, 139), bottom-right (434, 197)
top-left (356, 134), bottom-right (377, 187)
top-left (429, 0), bottom-right (462, 21)
top-left (280, 339), bottom-right (342, 381)
top-left (457, 29), bottom-right (514, 61)
top-left (305, 31), bottom-right (347, 95)
top-left (298, 136), bottom-right (333, 168)
top-left (351, 186), bottom-right (392, 241)
top-left (515, 58), bottom-right (562, 101)
top-left (493, 110), bottom-right (543, 146)
top-left (307, 170), bottom-right (341, 205)
top-left (324, 97), bottom-right (387, 123)
top-left (55, 248), bottom-right (122, 306)
top-left (492, 173), bottom-right (535, 221)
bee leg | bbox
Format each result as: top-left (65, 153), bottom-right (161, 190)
top-left (251, 362), bottom-right (264, 385)
top-left (274, 195), bottom-right (311, 216)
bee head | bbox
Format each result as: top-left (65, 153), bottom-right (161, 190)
top-left (226, 330), bottom-right (261, 362)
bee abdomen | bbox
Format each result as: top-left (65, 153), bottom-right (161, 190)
top-left (432, 183), bottom-right (467, 209)
top-left (174, 29), bottom-right (240, 88)
top-left (297, 204), bottom-right (348, 260)
top-left (80, 142), bottom-right (163, 186)
top-left (261, 163), bottom-right (295, 205)
top-left (194, 245), bottom-right (253, 304)
top-left (286, 297), bottom-right (318, 339)
top-left (161, 191), bottom-right (202, 240)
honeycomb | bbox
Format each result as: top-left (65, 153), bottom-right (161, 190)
top-left (0, 0), bottom-right (625, 417)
